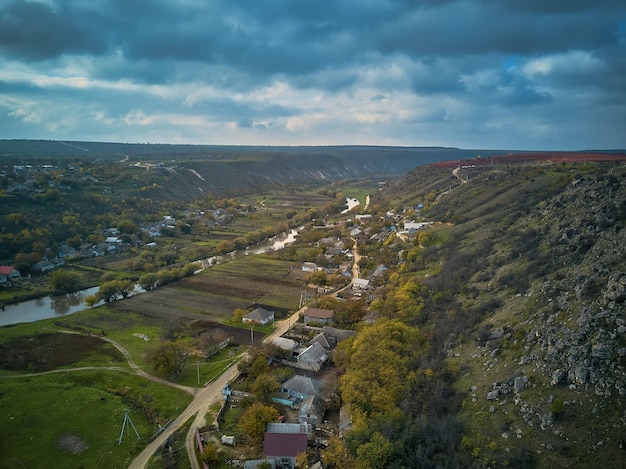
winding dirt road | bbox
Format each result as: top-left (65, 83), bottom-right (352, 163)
top-left (133, 242), bottom-right (362, 469)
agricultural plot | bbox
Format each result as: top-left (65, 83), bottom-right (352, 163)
top-left (111, 286), bottom-right (247, 321)
top-left (112, 255), bottom-right (313, 325)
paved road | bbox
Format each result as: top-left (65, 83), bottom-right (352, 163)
top-left (129, 306), bottom-right (306, 469)
top-left (130, 239), bottom-right (362, 468)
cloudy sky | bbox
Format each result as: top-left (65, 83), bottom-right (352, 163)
top-left (1, 0), bottom-right (625, 150)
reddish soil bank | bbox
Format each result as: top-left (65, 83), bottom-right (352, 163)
top-left (431, 151), bottom-right (626, 168)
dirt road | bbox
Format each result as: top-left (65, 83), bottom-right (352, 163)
top-left (130, 242), bottom-right (361, 468)
top-left (129, 304), bottom-right (306, 469)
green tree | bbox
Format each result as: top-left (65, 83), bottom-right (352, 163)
top-left (49, 270), bottom-right (80, 293)
top-left (251, 373), bottom-right (280, 403)
top-left (200, 442), bottom-right (220, 465)
top-left (355, 432), bottom-right (393, 469)
top-left (84, 294), bottom-right (99, 307)
top-left (138, 272), bottom-right (159, 291)
top-left (238, 402), bottom-right (279, 445)
top-left (96, 279), bottom-right (135, 302)
top-left (147, 341), bottom-right (190, 379)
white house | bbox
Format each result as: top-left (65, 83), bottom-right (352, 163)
top-left (403, 221), bottom-right (432, 231)
top-left (243, 307), bottom-right (275, 325)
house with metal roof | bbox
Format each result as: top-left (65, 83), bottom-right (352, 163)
top-left (243, 307), bottom-right (275, 325)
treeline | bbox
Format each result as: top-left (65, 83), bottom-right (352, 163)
top-left (86, 262), bottom-right (199, 305)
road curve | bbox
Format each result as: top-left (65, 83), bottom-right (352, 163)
top-left (131, 240), bottom-right (361, 468)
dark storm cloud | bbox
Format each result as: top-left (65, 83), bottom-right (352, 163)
top-left (0, 0), bottom-right (624, 148)
top-left (0, 0), bottom-right (107, 59)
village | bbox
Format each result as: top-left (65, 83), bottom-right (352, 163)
top-left (187, 208), bottom-right (433, 469)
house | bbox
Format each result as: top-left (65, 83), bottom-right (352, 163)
top-left (298, 395), bottom-right (326, 426)
top-left (32, 260), bottom-right (55, 273)
top-left (272, 337), bottom-right (298, 352)
top-left (403, 221), bottom-right (432, 231)
top-left (310, 332), bottom-right (333, 349)
top-left (57, 245), bottom-right (77, 258)
top-left (352, 278), bottom-right (370, 290)
top-left (324, 247), bottom-right (343, 257)
top-left (301, 262), bottom-right (317, 272)
top-left (243, 307), bottom-right (275, 325)
top-left (0, 266), bottom-right (21, 283)
top-left (303, 307), bottom-right (334, 326)
top-left (282, 375), bottom-right (324, 401)
top-left (264, 426), bottom-right (308, 468)
top-left (372, 265), bottom-right (388, 277)
top-left (297, 342), bottom-right (328, 371)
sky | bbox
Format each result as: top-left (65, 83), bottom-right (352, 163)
top-left (0, 0), bottom-right (625, 150)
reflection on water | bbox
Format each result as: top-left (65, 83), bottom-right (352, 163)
top-left (51, 292), bottom-right (87, 315)
top-left (1, 228), bottom-right (302, 326)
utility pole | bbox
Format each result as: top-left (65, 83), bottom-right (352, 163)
top-left (118, 409), bottom-right (141, 445)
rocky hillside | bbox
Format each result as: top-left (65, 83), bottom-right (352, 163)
top-left (375, 158), bottom-right (626, 467)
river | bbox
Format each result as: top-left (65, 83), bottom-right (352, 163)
top-left (0, 228), bottom-right (300, 327)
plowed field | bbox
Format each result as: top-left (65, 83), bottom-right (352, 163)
top-left (111, 255), bottom-right (315, 324)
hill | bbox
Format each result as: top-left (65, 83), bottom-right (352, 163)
top-left (368, 155), bottom-right (626, 466)
top-left (0, 140), bottom-right (521, 198)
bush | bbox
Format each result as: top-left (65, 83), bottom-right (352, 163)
top-left (550, 398), bottom-right (565, 420)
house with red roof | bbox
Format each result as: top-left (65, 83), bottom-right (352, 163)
top-left (0, 266), bottom-right (21, 285)
top-left (263, 429), bottom-right (308, 468)
top-left (302, 307), bottom-right (334, 326)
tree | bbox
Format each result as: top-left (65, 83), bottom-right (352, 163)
top-left (147, 341), bottom-right (190, 379)
top-left (200, 442), bottom-right (220, 465)
top-left (100, 271), bottom-right (117, 282)
top-left (232, 308), bottom-right (246, 323)
top-left (355, 432), bottom-right (393, 469)
top-left (238, 402), bottom-right (279, 444)
top-left (138, 272), bottom-right (159, 291)
top-left (340, 320), bottom-right (426, 414)
top-left (84, 294), bottom-right (99, 307)
top-left (295, 451), bottom-right (309, 468)
top-left (305, 270), bottom-right (327, 286)
top-left (251, 373), bottom-right (280, 403)
top-left (49, 270), bottom-right (80, 293)
top-left (322, 436), bottom-right (355, 469)
top-left (97, 279), bottom-right (134, 302)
